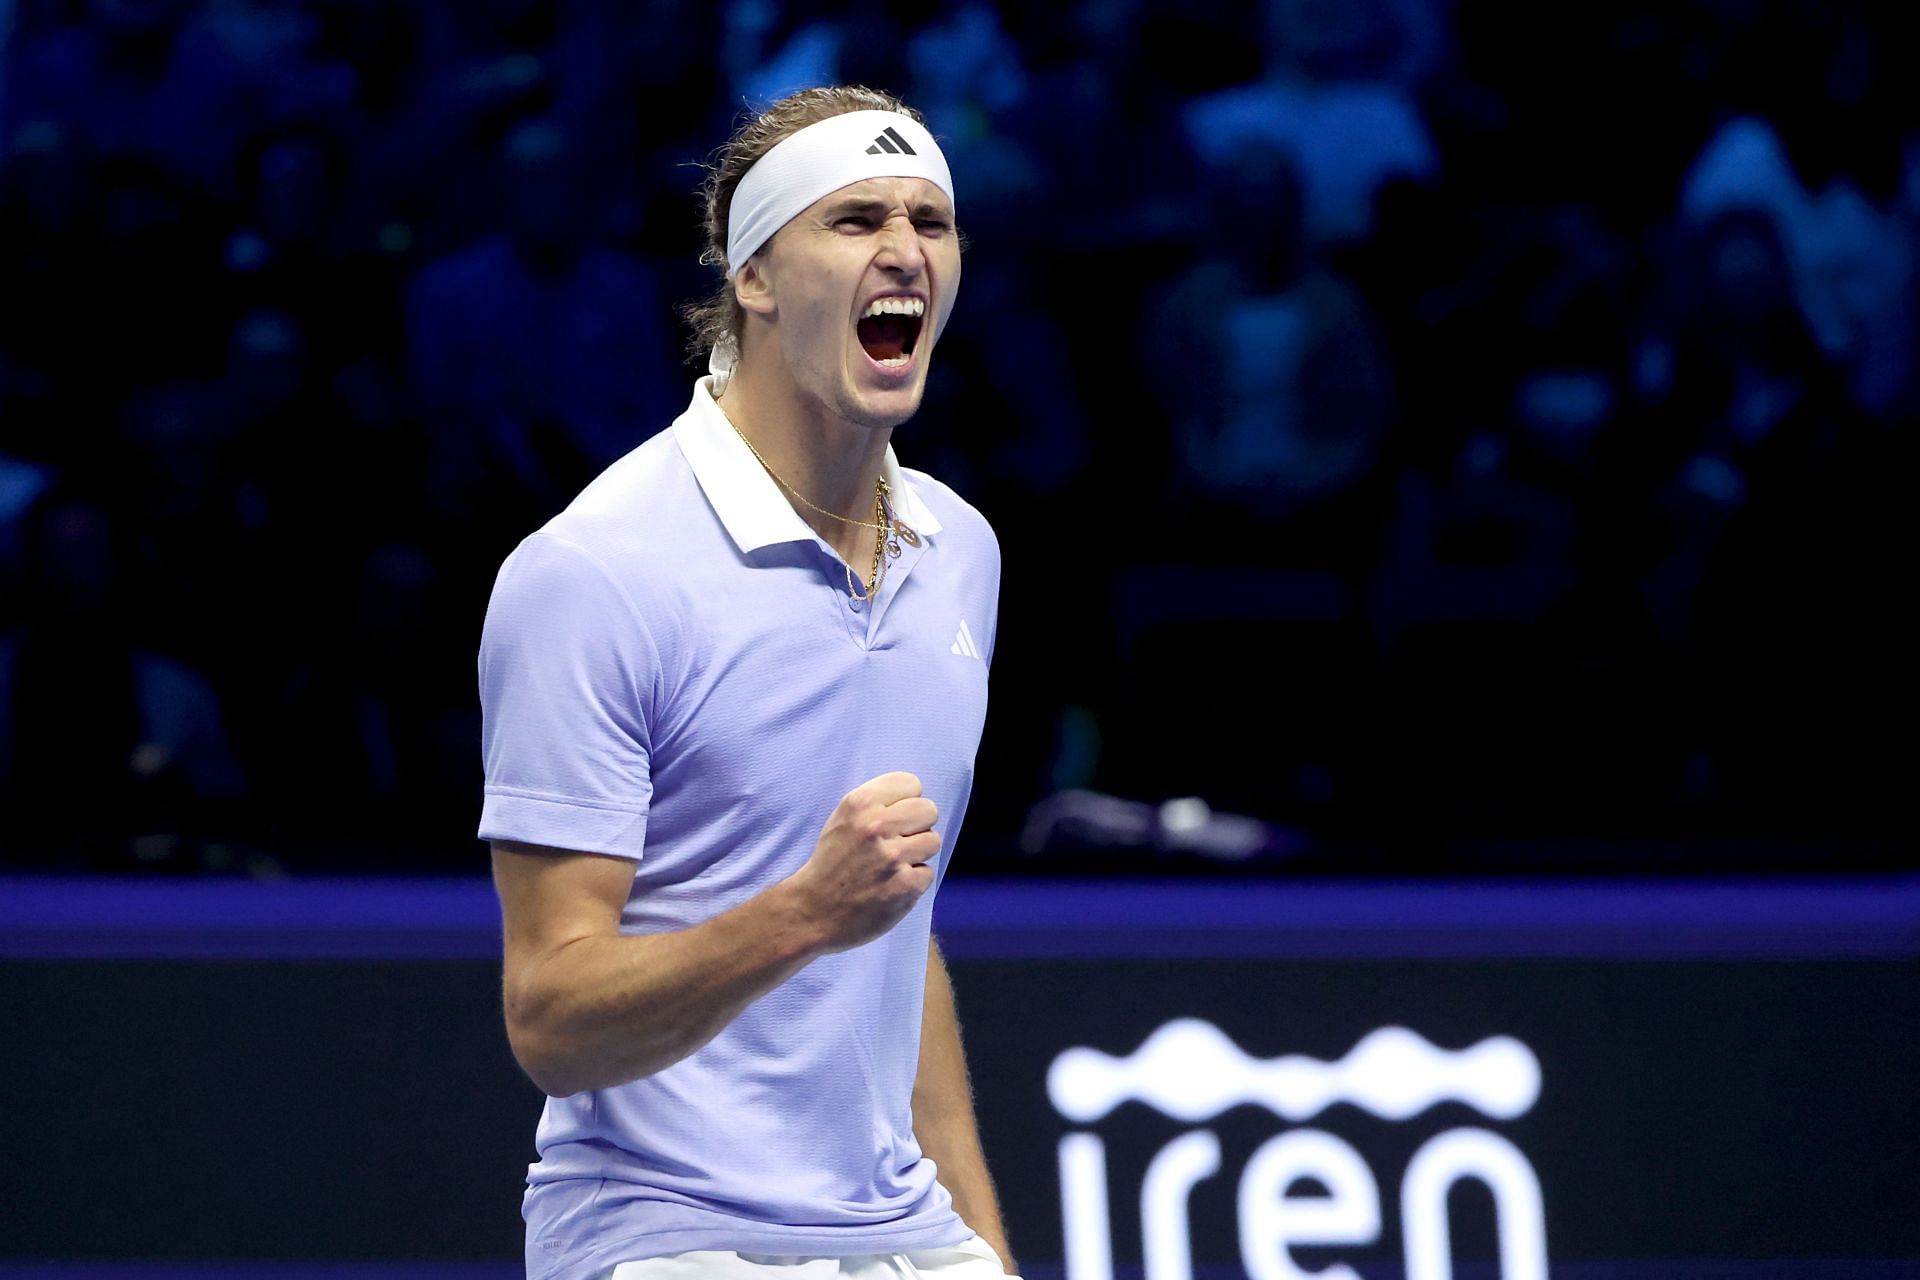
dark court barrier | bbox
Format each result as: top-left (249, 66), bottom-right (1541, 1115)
top-left (2, 876), bottom-right (1917, 1280)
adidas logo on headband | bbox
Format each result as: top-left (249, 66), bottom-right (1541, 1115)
top-left (865, 126), bottom-right (918, 156)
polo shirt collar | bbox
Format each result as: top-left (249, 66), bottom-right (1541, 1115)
top-left (672, 376), bottom-right (944, 555)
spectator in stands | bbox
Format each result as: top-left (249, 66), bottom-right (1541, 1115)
top-left (1184, 0), bottom-right (1438, 248)
top-left (259, 541), bottom-right (478, 865)
top-left (1142, 140), bottom-right (1393, 573)
top-left (0, 0), bottom-right (1909, 868)
top-left (0, 487), bottom-right (244, 868)
top-left (405, 117), bottom-right (680, 526)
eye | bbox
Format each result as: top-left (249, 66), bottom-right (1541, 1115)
top-left (835, 215), bottom-right (875, 229)
top-left (915, 218), bottom-right (952, 235)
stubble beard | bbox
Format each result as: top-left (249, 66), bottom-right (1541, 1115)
top-left (821, 357), bottom-right (927, 435)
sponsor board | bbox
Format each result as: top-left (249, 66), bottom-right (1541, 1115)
top-left (1050, 1021), bottom-right (1548, 1280)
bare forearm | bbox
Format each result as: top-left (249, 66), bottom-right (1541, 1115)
top-left (507, 880), bottom-right (828, 1096)
top-left (496, 776), bottom-right (939, 1097)
top-left (914, 939), bottom-right (1013, 1272)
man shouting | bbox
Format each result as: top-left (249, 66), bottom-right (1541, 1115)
top-left (479, 85), bottom-right (1012, 1280)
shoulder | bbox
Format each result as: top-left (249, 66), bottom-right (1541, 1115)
top-left (902, 467), bottom-right (1004, 659)
top-left (484, 425), bottom-right (716, 659)
top-left (901, 466), bottom-right (1000, 568)
top-left (530, 427), bottom-right (716, 590)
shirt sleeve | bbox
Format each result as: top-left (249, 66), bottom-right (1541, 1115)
top-left (476, 532), bottom-right (660, 859)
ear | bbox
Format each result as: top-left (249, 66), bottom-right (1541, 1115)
top-left (733, 256), bottom-right (777, 318)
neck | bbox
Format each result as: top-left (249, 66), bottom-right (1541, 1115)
top-left (715, 343), bottom-right (894, 557)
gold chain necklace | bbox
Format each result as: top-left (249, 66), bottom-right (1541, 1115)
top-left (728, 421), bottom-right (921, 600)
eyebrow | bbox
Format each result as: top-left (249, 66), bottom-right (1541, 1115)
top-left (825, 196), bottom-right (954, 222)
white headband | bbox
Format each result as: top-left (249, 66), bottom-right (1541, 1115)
top-left (724, 109), bottom-right (955, 273)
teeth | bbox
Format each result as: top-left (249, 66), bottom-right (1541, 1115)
top-left (874, 355), bottom-right (910, 367)
top-left (862, 296), bottom-right (926, 319)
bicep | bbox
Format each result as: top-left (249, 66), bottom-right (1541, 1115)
top-left (492, 841), bottom-right (637, 1003)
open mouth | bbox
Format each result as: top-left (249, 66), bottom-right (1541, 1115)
top-left (855, 296), bottom-right (926, 368)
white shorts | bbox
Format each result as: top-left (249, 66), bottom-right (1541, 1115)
top-left (603, 1233), bottom-right (1018, 1280)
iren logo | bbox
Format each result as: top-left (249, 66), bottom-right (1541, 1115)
top-left (1049, 1021), bottom-right (1550, 1280)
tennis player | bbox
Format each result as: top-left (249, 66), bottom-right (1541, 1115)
top-left (478, 86), bottom-right (1011, 1280)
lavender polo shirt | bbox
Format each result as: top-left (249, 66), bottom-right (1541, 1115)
top-left (477, 377), bottom-right (999, 1280)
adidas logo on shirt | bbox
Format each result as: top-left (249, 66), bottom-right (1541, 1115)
top-left (865, 127), bottom-right (918, 156)
top-left (950, 620), bottom-right (981, 660)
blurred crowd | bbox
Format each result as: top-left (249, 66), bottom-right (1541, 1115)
top-left (0, 0), bottom-right (1912, 874)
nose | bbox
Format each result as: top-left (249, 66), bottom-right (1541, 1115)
top-left (874, 214), bottom-right (926, 276)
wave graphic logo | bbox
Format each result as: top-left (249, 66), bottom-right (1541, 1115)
top-left (1049, 1020), bottom-right (1541, 1124)
top-left (1051, 1022), bottom-right (1550, 1280)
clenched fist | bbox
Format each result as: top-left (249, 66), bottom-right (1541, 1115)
top-left (788, 771), bottom-right (940, 952)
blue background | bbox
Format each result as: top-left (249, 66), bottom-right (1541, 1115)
top-left (1, 0), bottom-right (1914, 873)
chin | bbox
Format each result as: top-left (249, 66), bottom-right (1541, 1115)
top-left (842, 377), bottom-right (928, 431)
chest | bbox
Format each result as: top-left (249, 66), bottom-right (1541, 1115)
top-left (637, 542), bottom-right (991, 886)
